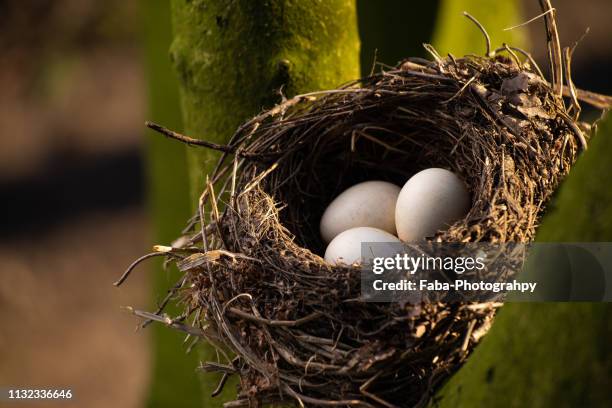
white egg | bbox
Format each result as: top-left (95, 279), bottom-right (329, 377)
top-left (320, 181), bottom-right (401, 243)
top-left (395, 168), bottom-right (470, 241)
top-left (324, 227), bottom-right (401, 265)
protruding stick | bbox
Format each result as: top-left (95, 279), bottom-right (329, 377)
top-left (463, 11), bottom-right (492, 57)
top-left (146, 121), bottom-right (234, 153)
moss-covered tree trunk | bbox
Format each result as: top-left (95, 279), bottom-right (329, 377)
top-left (142, 1), bottom-right (201, 407)
top-left (432, 116), bottom-right (612, 408)
top-left (169, 0), bottom-right (360, 404)
top-left (170, 0), bottom-right (360, 199)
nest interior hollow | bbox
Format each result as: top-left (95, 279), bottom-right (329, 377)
top-left (160, 53), bottom-right (583, 408)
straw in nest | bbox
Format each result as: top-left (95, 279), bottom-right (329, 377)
top-left (116, 4), bottom-right (612, 408)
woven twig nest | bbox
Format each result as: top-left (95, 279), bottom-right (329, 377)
top-left (117, 6), bottom-right (612, 407)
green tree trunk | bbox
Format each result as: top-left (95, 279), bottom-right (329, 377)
top-left (169, 0), bottom-right (360, 404)
top-left (141, 1), bottom-right (201, 407)
top-left (170, 0), bottom-right (361, 200)
top-left (432, 116), bottom-right (612, 408)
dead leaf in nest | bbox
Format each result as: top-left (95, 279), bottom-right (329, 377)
top-left (509, 92), bottom-right (541, 108)
top-left (506, 92), bottom-right (555, 120)
top-left (502, 72), bottom-right (531, 94)
top-left (501, 71), bottom-right (545, 95)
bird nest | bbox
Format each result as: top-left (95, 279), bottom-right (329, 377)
top-left (117, 5), bottom-right (612, 408)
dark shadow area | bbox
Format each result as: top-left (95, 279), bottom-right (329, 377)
top-left (572, 57), bottom-right (612, 95)
top-left (0, 148), bottom-right (144, 239)
top-left (357, 0), bottom-right (440, 76)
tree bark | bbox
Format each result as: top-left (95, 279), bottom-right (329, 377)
top-left (169, 0), bottom-right (360, 404)
top-left (432, 116), bottom-right (612, 407)
top-left (170, 0), bottom-right (361, 200)
top-left (142, 1), bottom-right (201, 407)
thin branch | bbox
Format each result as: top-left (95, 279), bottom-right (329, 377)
top-left (463, 12), bottom-right (492, 57)
top-left (124, 307), bottom-right (207, 337)
top-left (503, 8), bottom-right (555, 31)
top-left (146, 121), bottom-right (235, 152)
top-left (494, 45), bottom-right (545, 79)
top-left (558, 111), bottom-right (587, 151)
top-left (539, 0), bottom-right (563, 99)
top-left (563, 47), bottom-right (581, 120)
top-left (281, 384), bottom-right (377, 408)
top-left (562, 86), bottom-right (612, 110)
top-left (211, 373), bottom-right (230, 397)
top-left (114, 252), bottom-right (166, 286)
top-left (228, 307), bottom-right (321, 327)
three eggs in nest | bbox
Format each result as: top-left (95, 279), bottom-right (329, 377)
top-left (321, 168), bottom-right (470, 265)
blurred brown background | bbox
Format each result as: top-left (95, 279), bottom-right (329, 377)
top-left (0, 2), bottom-right (149, 408)
top-left (0, 1), bottom-right (610, 407)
